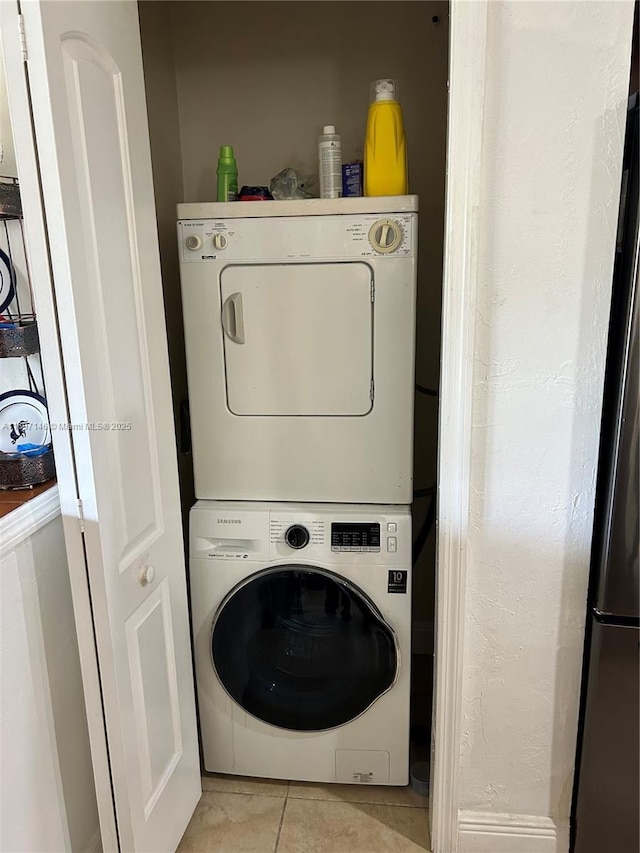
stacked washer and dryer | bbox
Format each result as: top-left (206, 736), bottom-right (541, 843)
top-left (178, 196), bottom-right (418, 786)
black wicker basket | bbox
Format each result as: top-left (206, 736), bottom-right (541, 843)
top-left (0, 321), bottom-right (40, 357)
top-left (0, 447), bottom-right (55, 489)
top-left (0, 179), bottom-right (22, 219)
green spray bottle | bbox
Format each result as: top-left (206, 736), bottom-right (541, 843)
top-left (217, 145), bottom-right (238, 202)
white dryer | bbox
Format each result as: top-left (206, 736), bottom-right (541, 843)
top-left (178, 196), bottom-right (418, 504)
top-left (190, 501), bottom-right (412, 785)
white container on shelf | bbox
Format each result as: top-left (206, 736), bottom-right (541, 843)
top-left (318, 125), bottom-right (342, 199)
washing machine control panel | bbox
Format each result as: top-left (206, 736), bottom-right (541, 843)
top-left (284, 524), bottom-right (310, 549)
top-left (330, 522), bottom-right (381, 553)
top-left (267, 511), bottom-right (410, 563)
top-left (270, 517), bottom-right (325, 548)
top-left (191, 505), bottom-right (409, 563)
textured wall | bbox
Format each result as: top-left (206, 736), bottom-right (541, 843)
top-left (460, 0), bottom-right (634, 820)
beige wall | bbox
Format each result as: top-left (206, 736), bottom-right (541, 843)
top-left (140, 1), bottom-right (195, 533)
top-left (143, 0), bottom-right (449, 629)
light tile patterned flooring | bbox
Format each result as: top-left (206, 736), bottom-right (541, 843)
top-left (178, 774), bottom-right (431, 853)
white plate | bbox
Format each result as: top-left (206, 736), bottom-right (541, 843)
top-left (0, 390), bottom-right (50, 453)
top-left (0, 248), bottom-right (16, 314)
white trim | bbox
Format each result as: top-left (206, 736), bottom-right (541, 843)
top-left (459, 812), bottom-right (570, 853)
top-left (0, 485), bottom-right (60, 558)
top-left (411, 619), bottom-right (434, 656)
top-left (430, 2), bottom-right (488, 852)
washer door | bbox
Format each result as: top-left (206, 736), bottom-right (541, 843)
top-left (211, 566), bottom-right (397, 731)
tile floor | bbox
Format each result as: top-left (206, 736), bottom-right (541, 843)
top-left (178, 774), bottom-right (431, 853)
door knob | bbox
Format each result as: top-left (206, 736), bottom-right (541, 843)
top-left (139, 565), bottom-right (156, 587)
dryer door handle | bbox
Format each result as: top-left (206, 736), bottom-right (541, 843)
top-left (222, 292), bottom-right (245, 344)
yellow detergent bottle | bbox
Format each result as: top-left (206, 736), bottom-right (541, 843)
top-left (364, 79), bottom-right (408, 196)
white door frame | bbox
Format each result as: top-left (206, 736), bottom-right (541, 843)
top-left (431, 2), bottom-right (488, 851)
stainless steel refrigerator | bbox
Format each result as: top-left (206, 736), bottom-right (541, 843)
top-left (572, 93), bottom-right (639, 853)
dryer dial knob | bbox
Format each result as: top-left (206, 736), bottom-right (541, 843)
top-left (185, 234), bottom-right (202, 251)
top-left (213, 233), bottom-right (228, 250)
top-left (285, 524), bottom-right (310, 550)
top-left (369, 219), bottom-right (403, 254)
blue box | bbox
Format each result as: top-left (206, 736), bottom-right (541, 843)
top-left (342, 161), bottom-right (364, 197)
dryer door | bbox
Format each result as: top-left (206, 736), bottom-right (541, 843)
top-left (220, 262), bottom-right (373, 416)
top-left (211, 566), bottom-right (397, 731)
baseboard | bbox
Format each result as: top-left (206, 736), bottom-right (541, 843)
top-left (458, 811), bottom-right (569, 853)
top-left (411, 619), bottom-right (434, 655)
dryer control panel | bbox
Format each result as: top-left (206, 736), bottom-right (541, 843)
top-left (178, 213), bottom-right (416, 263)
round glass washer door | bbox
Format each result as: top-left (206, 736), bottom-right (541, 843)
top-left (211, 566), bottom-right (398, 732)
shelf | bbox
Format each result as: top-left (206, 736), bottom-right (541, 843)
top-left (0, 478), bottom-right (57, 519)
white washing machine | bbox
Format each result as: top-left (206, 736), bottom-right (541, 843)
top-left (178, 196), bottom-right (418, 504)
top-left (190, 501), bottom-right (412, 785)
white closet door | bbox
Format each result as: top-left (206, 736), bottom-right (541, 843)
top-left (15, 2), bottom-right (200, 851)
top-left (221, 263), bottom-right (374, 415)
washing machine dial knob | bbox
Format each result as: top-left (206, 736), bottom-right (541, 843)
top-left (285, 524), bottom-right (310, 550)
top-left (185, 234), bottom-right (202, 251)
top-left (212, 233), bottom-right (228, 250)
top-left (369, 219), bottom-right (403, 253)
